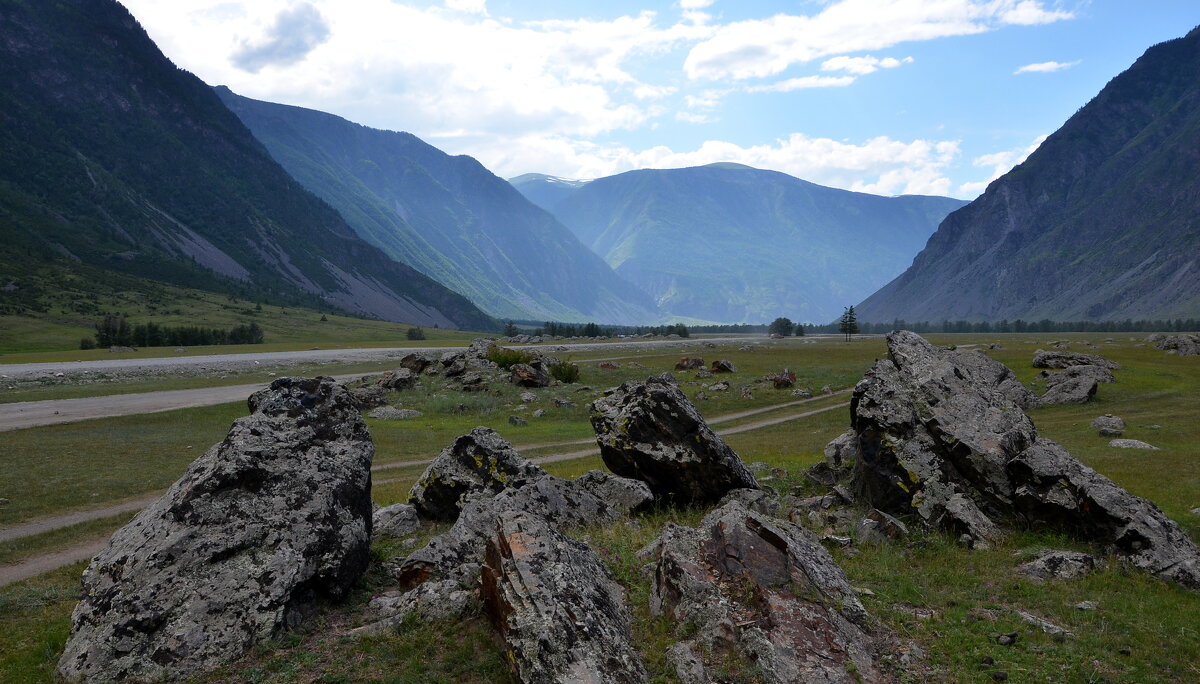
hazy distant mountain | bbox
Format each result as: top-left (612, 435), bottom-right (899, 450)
top-left (509, 173), bottom-right (591, 214)
top-left (216, 91), bottom-right (659, 325)
top-left (0, 0), bottom-right (492, 330)
top-left (857, 26), bottom-right (1200, 323)
top-left (548, 163), bottom-right (965, 323)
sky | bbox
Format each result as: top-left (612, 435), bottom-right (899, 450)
top-left (118, 0), bottom-right (1200, 199)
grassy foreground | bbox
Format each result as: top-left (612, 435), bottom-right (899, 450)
top-left (1, 333), bottom-right (1197, 681)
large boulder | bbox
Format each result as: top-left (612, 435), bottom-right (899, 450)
top-left (408, 427), bottom-right (546, 522)
top-left (481, 510), bottom-right (648, 683)
top-left (1008, 440), bottom-right (1197, 587)
top-left (848, 332), bottom-right (1200, 589)
top-left (674, 357), bottom-right (705, 370)
top-left (376, 368), bottom-right (416, 390)
top-left (851, 331), bottom-right (1037, 543)
top-left (1039, 375), bottom-right (1098, 406)
top-left (948, 348), bottom-right (1039, 409)
top-left (397, 352), bottom-right (435, 373)
top-left (646, 502), bottom-right (882, 683)
top-left (590, 376), bottom-right (758, 504)
top-left (1033, 349), bottom-right (1120, 370)
top-left (1150, 333), bottom-right (1200, 356)
top-left (373, 503), bottom-right (420, 539)
top-left (57, 377), bottom-right (373, 682)
top-left (574, 470), bottom-right (654, 514)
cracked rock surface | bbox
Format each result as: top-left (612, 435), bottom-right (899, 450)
top-left (57, 377), bottom-right (374, 682)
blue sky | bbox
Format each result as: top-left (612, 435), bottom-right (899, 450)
top-left (119, 1), bottom-right (1200, 198)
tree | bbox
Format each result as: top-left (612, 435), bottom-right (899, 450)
top-left (406, 326), bottom-right (426, 341)
top-left (794, 323), bottom-right (805, 337)
top-left (768, 317), bottom-right (794, 337)
top-left (838, 306), bottom-right (859, 341)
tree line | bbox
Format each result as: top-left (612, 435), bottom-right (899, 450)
top-left (505, 320), bottom-right (691, 338)
top-left (83, 315), bottom-right (265, 349)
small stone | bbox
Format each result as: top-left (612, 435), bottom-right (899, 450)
top-left (0, 498), bottom-right (9, 505)
top-left (520, 392), bottom-right (538, 403)
top-left (1074, 600), bottom-right (1098, 611)
top-left (532, 409), bottom-right (546, 418)
top-left (997, 632), bottom-right (1018, 646)
top-left (508, 415), bottom-right (528, 427)
top-left (980, 656), bottom-right (995, 666)
top-left (1098, 427), bottom-right (1123, 437)
top-left (554, 398), bottom-right (578, 408)
top-left (1119, 647), bottom-right (1131, 656)
top-left (1090, 414), bottom-right (1126, 430)
top-left (992, 671), bottom-right (1009, 681)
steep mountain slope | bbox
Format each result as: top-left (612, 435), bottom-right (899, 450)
top-left (509, 173), bottom-right (591, 214)
top-left (0, 0), bottom-right (493, 331)
top-left (550, 163), bottom-right (965, 323)
top-left (215, 90), bottom-right (659, 325)
top-left (857, 27), bottom-right (1200, 323)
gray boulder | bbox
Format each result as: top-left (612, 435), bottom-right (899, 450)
top-left (1039, 375), bottom-right (1098, 406)
top-left (1033, 349), bottom-right (1120, 370)
top-left (509, 362), bottom-right (550, 388)
top-left (857, 509), bottom-right (910, 545)
top-left (57, 377), bottom-right (373, 682)
top-left (408, 427), bottom-right (546, 522)
top-left (646, 502), bottom-right (881, 683)
top-left (1016, 549), bottom-right (1104, 582)
top-left (398, 352), bottom-right (435, 373)
top-left (590, 376), bottom-right (758, 504)
top-left (949, 348), bottom-right (1039, 409)
top-left (851, 331), bottom-right (1037, 543)
top-left (1151, 333), bottom-right (1200, 356)
top-left (1108, 439), bottom-right (1160, 450)
top-left (373, 503), bottom-right (420, 539)
top-left (367, 406), bottom-right (421, 420)
top-left (347, 385), bottom-right (388, 409)
top-left (574, 470), bottom-right (654, 514)
top-left (710, 359), bottom-right (737, 373)
top-left (1008, 439), bottom-right (1198, 588)
top-left (1090, 414), bottom-right (1126, 431)
top-left (481, 510), bottom-right (648, 683)
top-left (674, 357), bottom-right (705, 370)
top-left (1041, 364), bottom-right (1116, 385)
top-left (376, 368), bottom-right (416, 390)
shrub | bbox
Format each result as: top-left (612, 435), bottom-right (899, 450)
top-left (79, 337), bottom-right (96, 350)
top-left (406, 326), bottom-right (426, 340)
top-left (549, 360), bottom-right (581, 384)
top-left (486, 345), bottom-right (537, 369)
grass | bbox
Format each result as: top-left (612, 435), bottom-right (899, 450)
top-left (1, 333), bottom-right (1197, 681)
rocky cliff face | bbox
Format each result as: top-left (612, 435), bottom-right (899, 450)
top-left (858, 26), bottom-right (1200, 323)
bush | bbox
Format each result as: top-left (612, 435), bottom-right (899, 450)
top-left (79, 337), bottom-right (96, 350)
top-left (406, 326), bottom-right (426, 341)
top-left (486, 345), bottom-right (537, 369)
top-left (549, 360), bottom-right (581, 384)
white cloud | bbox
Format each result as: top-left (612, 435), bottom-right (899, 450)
top-left (676, 111), bottom-right (717, 123)
top-left (958, 134), bottom-right (1048, 195)
top-left (444, 0), bottom-right (487, 14)
top-left (821, 55), bottom-right (912, 75)
top-left (685, 0), bottom-right (1074, 80)
top-left (1014, 59), bottom-right (1081, 74)
top-left (746, 75), bottom-right (856, 92)
top-left (680, 0), bottom-right (715, 8)
top-left (467, 132), bottom-right (962, 197)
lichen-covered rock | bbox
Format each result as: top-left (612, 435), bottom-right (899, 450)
top-left (851, 331), bottom-right (1037, 543)
top-left (1015, 549), bottom-right (1104, 582)
top-left (408, 427), bottom-right (546, 522)
top-left (674, 357), bottom-right (705, 370)
top-left (647, 502), bottom-right (882, 683)
top-left (857, 509), bottom-right (910, 545)
top-left (1039, 374), bottom-right (1098, 405)
top-left (1033, 349), bottom-right (1120, 370)
top-left (376, 368), bottom-right (416, 390)
top-left (367, 406), bottom-right (422, 420)
top-left (373, 503), bottom-right (420, 539)
top-left (509, 362), bottom-right (549, 388)
top-left (590, 376), bottom-right (758, 504)
top-left (575, 470), bottom-right (654, 514)
top-left (347, 385), bottom-right (389, 409)
top-left (949, 349), bottom-right (1039, 409)
top-left (1041, 363), bottom-right (1116, 385)
top-left (396, 475), bottom-right (622, 592)
top-left (57, 377), bottom-right (373, 683)
top-left (481, 510), bottom-right (648, 683)
top-left (1008, 439), bottom-right (1198, 588)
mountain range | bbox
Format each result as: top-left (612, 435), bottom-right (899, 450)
top-left (215, 91), bottom-right (659, 325)
top-left (857, 26), bottom-right (1200, 323)
top-left (0, 0), bottom-right (492, 331)
top-left (517, 164), bottom-right (966, 323)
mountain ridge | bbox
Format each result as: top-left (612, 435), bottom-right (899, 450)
top-left (538, 164), bottom-right (966, 323)
top-left (0, 0), bottom-right (493, 331)
top-left (216, 90), bottom-right (660, 325)
top-left (856, 26), bottom-right (1200, 323)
